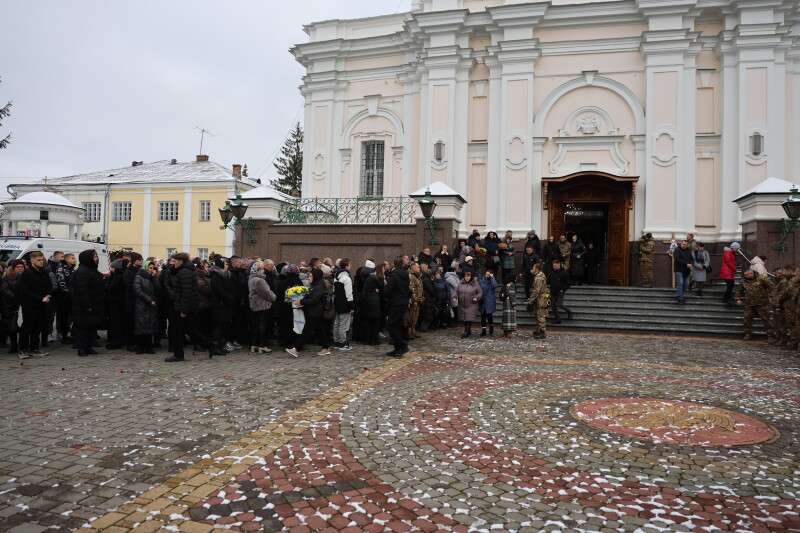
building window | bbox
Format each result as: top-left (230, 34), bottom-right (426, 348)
top-left (199, 200), bottom-right (211, 222)
top-left (112, 202), bottom-right (132, 221)
top-left (158, 201), bottom-right (179, 221)
top-left (197, 248), bottom-right (209, 261)
top-left (39, 210), bottom-right (49, 221)
top-left (82, 202), bottom-right (101, 222)
top-left (166, 248), bottom-right (177, 258)
top-left (360, 141), bottom-right (384, 198)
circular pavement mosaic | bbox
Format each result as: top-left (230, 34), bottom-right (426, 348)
top-left (570, 397), bottom-right (779, 446)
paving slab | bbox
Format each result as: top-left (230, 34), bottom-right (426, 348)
top-left (0, 330), bottom-right (798, 531)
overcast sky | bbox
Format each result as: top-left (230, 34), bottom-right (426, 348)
top-left (0, 0), bottom-right (410, 192)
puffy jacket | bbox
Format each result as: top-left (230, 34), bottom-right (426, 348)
top-left (133, 268), bottom-right (160, 335)
top-left (749, 256), bottom-right (768, 277)
top-left (71, 250), bottom-right (106, 328)
top-left (333, 269), bottom-right (354, 313)
top-left (300, 278), bottom-right (325, 319)
top-left (444, 272), bottom-right (460, 307)
top-left (249, 272), bottom-right (276, 312)
top-left (56, 261), bottom-right (75, 294)
top-left (209, 265), bottom-right (235, 322)
top-left (456, 278), bottom-right (483, 322)
top-left (123, 265), bottom-right (140, 312)
top-left (172, 261), bottom-right (199, 315)
top-left (0, 276), bottom-right (20, 317)
top-left (195, 268), bottom-right (211, 312)
top-left (719, 248), bottom-right (737, 280)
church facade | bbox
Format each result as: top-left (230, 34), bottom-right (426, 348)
top-left (292, 0), bottom-right (800, 283)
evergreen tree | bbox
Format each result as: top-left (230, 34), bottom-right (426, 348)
top-left (272, 122), bottom-right (303, 196)
top-left (0, 78), bottom-right (11, 150)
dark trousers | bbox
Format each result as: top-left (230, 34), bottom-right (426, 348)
top-left (124, 311), bottom-right (135, 347)
top-left (169, 312), bottom-right (200, 358)
top-left (20, 304), bottom-right (45, 352)
top-left (74, 326), bottom-right (95, 353)
top-left (296, 316), bottom-right (329, 351)
top-left (523, 273), bottom-right (533, 300)
top-left (250, 310), bottom-right (269, 347)
top-left (386, 304), bottom-right (408, 350)
top-left (480, 312), bottom-right (494, 327)
top-left (723, 279), bottom-right (734, 301)
top-left (107, 306), bottom-right (126, 347)
top-left (363, 316), bottom-right (381, 345)
top-left (550, 291), bottom-right (571, 321)
top-left (55, 293), bottom-right (72, 340)
top-left (213, 319), bottom-right (231, 351)
top-left (135, 334), bottom-right (153, 351)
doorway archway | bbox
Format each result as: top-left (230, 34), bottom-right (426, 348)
top-left (543, 172), bottom-right (638, 285)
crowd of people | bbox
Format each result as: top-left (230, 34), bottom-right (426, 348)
top-left (0, 228), bottom-right (774, 358)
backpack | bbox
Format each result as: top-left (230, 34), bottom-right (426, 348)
top-left (324, 293), bottom-right (335, 311)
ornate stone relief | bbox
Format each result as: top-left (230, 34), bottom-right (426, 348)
top-left (577, 114), bottom-right (601, 134)
top-left (652, 126), bottom-right (677, 167)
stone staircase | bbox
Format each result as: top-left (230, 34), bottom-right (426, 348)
top-left (499, 283), bottom-right (767, 338)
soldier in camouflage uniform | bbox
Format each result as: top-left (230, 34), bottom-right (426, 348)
top-left (558, 236), bottom-right (572, 272)
top-left (527, 263), bottom-right (549, 340)
top-left (770, 268), bottom-right (788, 344)
top-left (735, 269), bottom-right (774, 341)
top-left (638, 233), bottom-right (655, 287)
top-left (408, 262), bottom-right (424, 339)
top-left (783, 267), bottom-right (800, 349)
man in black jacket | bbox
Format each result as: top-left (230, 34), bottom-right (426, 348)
top-left (383, 257), bottom-right (410, 357)
top-left (671, 240), bottom-right (694, 304)
top-left (549, 259), bottom-right (573, 324)
top-left (166, 252), bottom-right (199, 362)
top-left (18, 251), bottom-right (53, 357)
top-left (123, 252), bottom-right (143, 350)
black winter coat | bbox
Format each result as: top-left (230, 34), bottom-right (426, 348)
top-left (18, 266), bottom-right (52, 307)
top-left (360, 273), bottom-right (384, 319)
top-left (524, 236), bottom-right (542, 258)
top-left (0, 276), bottom-right (20, 317)
top-left (520, 251), bottom-right (540, 275)
top-left (420, 274), bottom-right (436, 323)
top-left (123, 266), bottom-right (139, 312)
top-left (549, 267), bottom-right (571, 295)
top-left (543, 242), bottom-right (560, 265)
top-left (209, 266), bottom-right (235, 322)
top-left (172, 262), bottom-right (199, 315)
top-left (71, 250), bottom-right (106, 328)
top-left (384, 267), bottom-right (410, 307)
top-left (133, 269), bottom-right (161, 335)
top-left (300, 279), bottom-right (325, 318)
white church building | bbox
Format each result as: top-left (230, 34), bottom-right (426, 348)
top-left (292, 0), bottom-right (799, 283)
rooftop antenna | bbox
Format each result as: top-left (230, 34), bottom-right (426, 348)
top-left (43, 176), bottom-right (48, 191)
top-left (195, 126), bottom-right (215, 155)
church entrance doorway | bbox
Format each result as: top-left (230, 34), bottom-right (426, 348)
top-left (543, 172), bottom-right (638, 286)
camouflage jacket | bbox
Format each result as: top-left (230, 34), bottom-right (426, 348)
top-left (558, 241), bottom-right (572, 261)
top-left (638, 238), bottom-right (655, 262)
top-left (735, 276), bottom-right (771, 306)
top-left (783, 277), bottom-right (800, 310)
top-left (770, 275), bottom-right (787, 306)
top-left (528, 272), bottom-right (549, 307)
top-left (409, 271), bottom-right (424, 303)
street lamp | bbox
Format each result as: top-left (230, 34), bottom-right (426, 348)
top-left (418, 188), bottom-right (439, 245)
top-left (219, 194), bottom-right (257, 245)
top-left (775, 185), bottom-right (800, 254)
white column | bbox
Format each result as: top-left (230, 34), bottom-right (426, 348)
top-left (40, 220), bottom-right (48, 237)
top-left (182, 187), bottom-right (193, 255)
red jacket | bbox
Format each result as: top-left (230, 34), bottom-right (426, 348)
top-left (718, 250), bottom-right (737, 280)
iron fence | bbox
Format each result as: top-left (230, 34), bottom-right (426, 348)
top-left (277, 197), bottom-right (415, 225)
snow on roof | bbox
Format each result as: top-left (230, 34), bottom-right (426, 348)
top-left (736, 177), bottom-right (797, 200)
top-left (4, 191), bottom-right (80, 208)
top-left (16, 159), bottom-right (261, 188)
top-left (238, 186), bottom-right (291, 202)
top-left (409, 181), bottom-right (464, 199)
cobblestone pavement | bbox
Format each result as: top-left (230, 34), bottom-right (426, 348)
top-left (0, 329), bottom-right (798, 532)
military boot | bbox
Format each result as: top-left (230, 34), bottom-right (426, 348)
top-left (743, 333), bottom-right (752, 341)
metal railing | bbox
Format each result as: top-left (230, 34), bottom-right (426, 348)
top-left (277, 196), bottom-right (415, 225)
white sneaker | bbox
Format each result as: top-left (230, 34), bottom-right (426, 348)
top-left (259, 346), bottom-right (272, 353)
top-left (231, 342), bottom-right (243, 349)
top-left (225, 342), bottom-right (235, 351)
top-left (317, 349), bottom-right (331, 356)
top-left (18, 351), bottom-right (29, 359)
top-left (285, 347), bottom-right (299, 357)
top-left (47, 335), bottom-right (55, 343)
top-left (340, 344), bottom-right (352, 351)
top-left (30, 349), bottom-right (48, 357)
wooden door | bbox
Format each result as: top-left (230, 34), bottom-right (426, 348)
top-left (549, 201), bottom-right (565, 240)
top-left (607, 199), bottom-right (628, 285)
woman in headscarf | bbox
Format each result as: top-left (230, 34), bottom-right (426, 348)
top-left (71, 250), bottom-right (106, 357)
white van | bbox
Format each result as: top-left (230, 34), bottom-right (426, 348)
top-left (0, 237), bottom-right (111, 274)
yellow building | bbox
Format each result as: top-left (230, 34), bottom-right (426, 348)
top-left (10, 156), bottom-right (258, 259)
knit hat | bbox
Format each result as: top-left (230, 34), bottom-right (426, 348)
top-left (730, 242), bottom-right (741, 250)
top-left (129, 252), bottom-right (143, 263)
top-left (214, 257), bottom-right (226, 268)
top-left (365, 259), bottom-right (375, 269)
top-left (320, 264), bottom-right (332, 276)
top-left (110, 259), bottom-right (125, 270)
top-left (465, 256), bottom-right (474, 262)
top-left (9, 259), bottom-right (25, 269)
top-left (285, 264), bottom-right (300, 275)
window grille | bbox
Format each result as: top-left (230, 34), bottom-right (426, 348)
top-left (82, 202), bottom-right (101, 222)
top-left (166, 248), bottom-right (177, 258)
top-left (112, 202), bottom-right (132, 221)
top-left (360, 141), bottom-right (385, 198)
top-left (158, 201), bottom-right (179, 221)
top-left (197, 248), bottom-right (209, 260)
top-left (199, 200), bottom-right (211, 222)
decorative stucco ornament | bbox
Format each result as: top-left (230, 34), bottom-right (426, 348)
top-left (577, 114), bottom-right (601, 134)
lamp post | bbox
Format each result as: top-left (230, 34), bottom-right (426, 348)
top-left (418, 188), bottom-right (439, 245)
top-left (219, 194), bottom-right (257, 245)
top-left (774, 186), bottom-right (800, 254)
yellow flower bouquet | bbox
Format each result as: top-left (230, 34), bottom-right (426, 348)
top-left (285, 285), bottom-right (310, 303)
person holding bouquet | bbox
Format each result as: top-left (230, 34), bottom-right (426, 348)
top-left (286, 269), bottom-right (331, 357)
